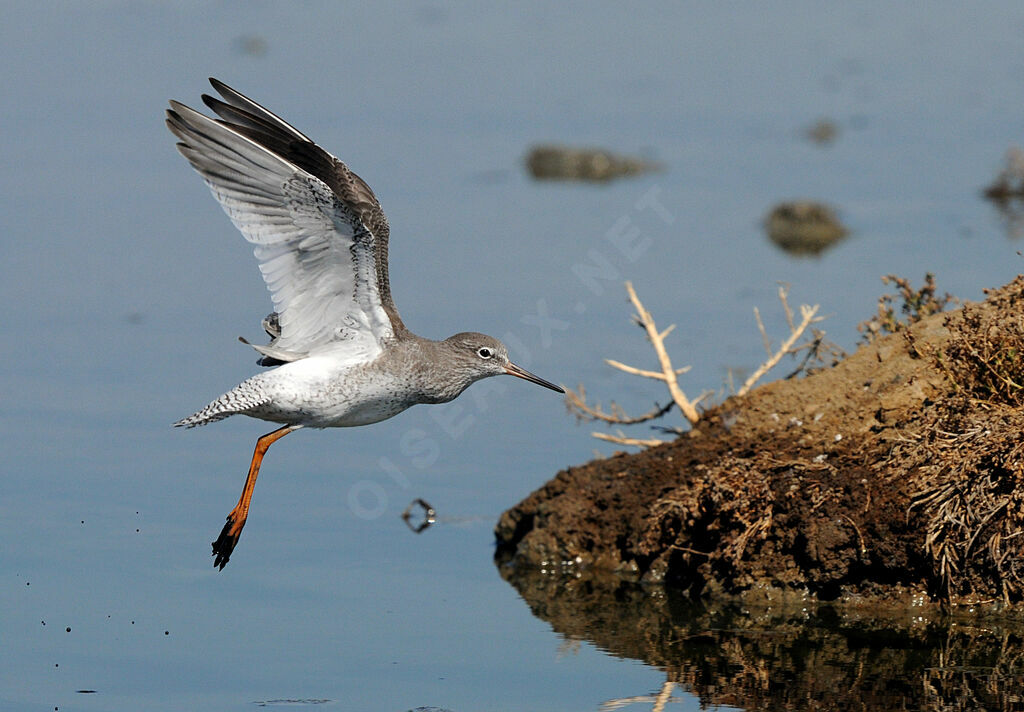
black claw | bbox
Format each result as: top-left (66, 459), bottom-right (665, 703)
top-left (211, 517), bottom-right (240, 570)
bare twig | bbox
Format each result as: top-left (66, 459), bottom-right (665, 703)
top-left (754, 306), bottom-right (772, 356)
top-left (565, 384), bottom-right (674, 425)
top-left (736, 285), bottom-right (823, 396)
top-left (589, 428), bottom-right (667, 446)
top-left (620, 281), bottom-right (701, 423)
top-left (563, 282), bottom-right (701, 432)
top-left (841, 514), bottom-right (868, 555)
top-left (605, 359), bottom-right (691, 380)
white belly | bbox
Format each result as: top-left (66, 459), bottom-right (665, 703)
top-left (250, 356), bottom-right (419, 428)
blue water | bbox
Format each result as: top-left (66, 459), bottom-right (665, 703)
top-left (3, 2), bottom-right (1024, 710)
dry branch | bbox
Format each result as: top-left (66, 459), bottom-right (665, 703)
top-left (564, 384), bottom-right (674, 425)
top-left (592, 430), bottom-right (666, 448)
top-left (564, 281), bottom-right (700, 431)
top-left (566, 280), bottom-right (827, 448)
top-left (621, 281), bottom-right (702, 423)
top-left (736, 285), bottom-right (823, 396)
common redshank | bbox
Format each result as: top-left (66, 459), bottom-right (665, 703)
top-left (166, 79), bottom-right (563, 569)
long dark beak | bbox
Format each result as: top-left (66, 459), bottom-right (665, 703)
top-left (505, 362), bottom-right (564, 393)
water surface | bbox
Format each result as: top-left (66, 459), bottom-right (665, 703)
top-left (3, 3), bottom-right (1024, 710)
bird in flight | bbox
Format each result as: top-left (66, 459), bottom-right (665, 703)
top-left (166, 79), bottom-right (563, 569)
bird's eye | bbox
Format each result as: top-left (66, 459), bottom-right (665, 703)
top-left (477, 347), bottom-right (493, 359)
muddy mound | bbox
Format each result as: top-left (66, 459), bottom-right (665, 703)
top-left (496, 277), bottom-right (1024, 607)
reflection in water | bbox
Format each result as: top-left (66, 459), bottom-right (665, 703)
top-left (401, 498), bottom-right (437, 533)
top-left (601, 680), bottom-right (682, 712)
top-left (987, 194), bottom-right (1024, 240)
top-left (498, 566), bottom-right (1024, 711)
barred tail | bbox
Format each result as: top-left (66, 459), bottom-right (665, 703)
top-left (173, 378), bottom-right (270, 428)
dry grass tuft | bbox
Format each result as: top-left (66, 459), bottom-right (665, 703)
top-left (941, 300), bottom-right (1024, 407)
top-left (893, 277), bottom-right (1024, 601)
top-left (899, 407), bottom-right (1024, 602)
top-left (858, 273), bottom-right (955, 343)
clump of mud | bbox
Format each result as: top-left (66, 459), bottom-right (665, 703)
top-left (496, 276), bottom-right (1024, 609)
top-left (524, 144), bottom-right (661, 182)
top-left (804, 117), bottom-right (840, 146)
top-left (764, 201), bottom-right (848, 256)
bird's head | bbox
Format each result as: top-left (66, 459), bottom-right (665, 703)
top-left (442, 332), bottom-right (563, 394)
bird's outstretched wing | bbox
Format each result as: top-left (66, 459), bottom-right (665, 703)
top-left (166, 78), bottom-right (405, 364)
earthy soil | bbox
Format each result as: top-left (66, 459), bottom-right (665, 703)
top-left (496, 277), bottom-right (1024, 609)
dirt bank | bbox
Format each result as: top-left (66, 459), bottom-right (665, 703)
top-left (496, 277), bottom-right (1024, 608)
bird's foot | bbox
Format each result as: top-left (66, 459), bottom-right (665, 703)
top-left (212, 511), bottom-right (245, 570)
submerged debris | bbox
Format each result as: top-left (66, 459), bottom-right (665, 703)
top-left (984, 147), bottom-right (1024, 239)
top-left (984, 147), bottom-right (1024, 201)
top-left (253, 700), bottom-right (331, 707)
top-left (525, 145), bottom-right (662, 182)
top-left (764, 201), bottom-right (848, 256)
top-left (804, 118), bottom-right (840, 146)
top-left (233, 35), bottom-right (268, 57)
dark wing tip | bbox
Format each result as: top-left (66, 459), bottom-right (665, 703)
top-left (165, 111), bottom-right (186, 138)
top-left (165, 109), bottom-right (194, 144)
top-left (208, 77), bottom-right (244, 107)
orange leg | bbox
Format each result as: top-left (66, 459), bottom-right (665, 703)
top-left (212, 425), bottom-right (296, 569)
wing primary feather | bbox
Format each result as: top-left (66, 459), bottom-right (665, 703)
top-left (167, 105), bottom-right (296, 176)
top-left (202, 94), bottom-right (294, 145)
top-left (208, 77), bottom-right (311, 142)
